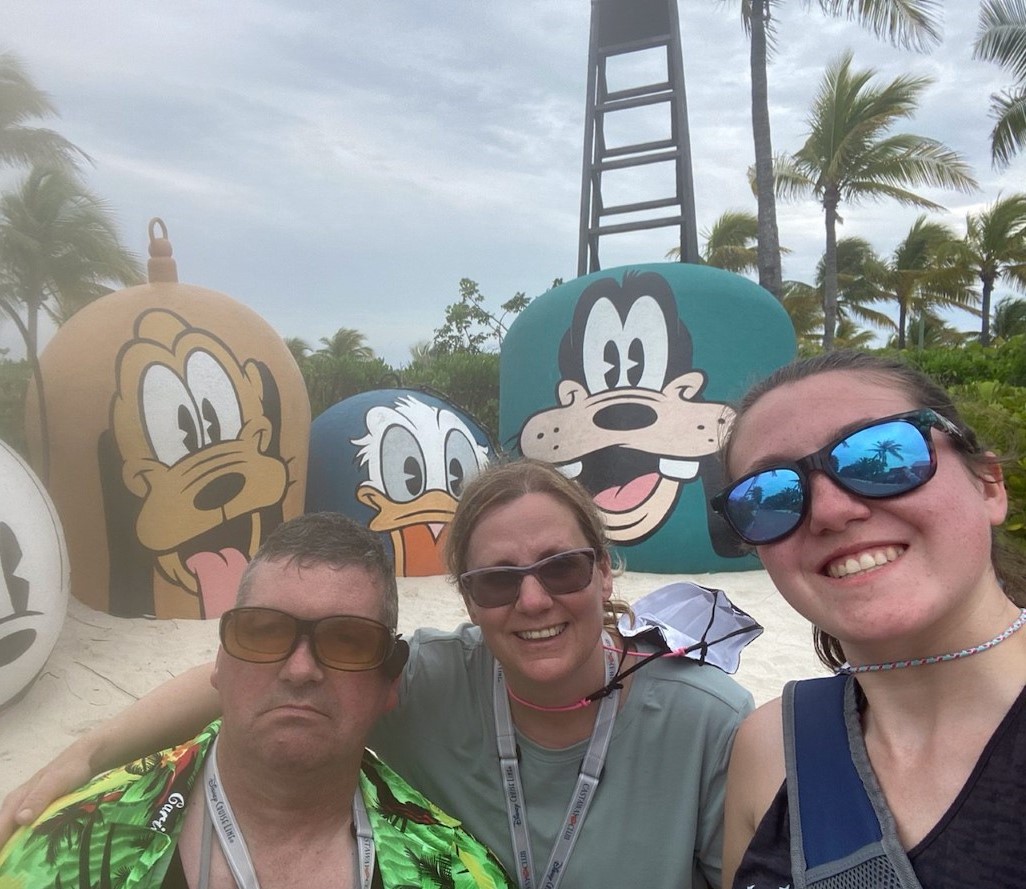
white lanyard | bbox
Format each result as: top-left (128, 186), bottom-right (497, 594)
top-left (493, 632), bottom-right (621, 889)
top-left (199, 737), bottom-right (375, 889)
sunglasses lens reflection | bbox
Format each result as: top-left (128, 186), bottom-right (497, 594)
top-left (829, 419), bottom-right (933, 497)
top-left (722, 418), bottom-right (935, 545)
top-left (724, 469), bottom-right (803, 545)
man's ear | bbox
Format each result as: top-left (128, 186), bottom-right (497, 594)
top-left (211, 650), bottom-right (225, 691)
top-left (383, 673), bottom-right (401, 713)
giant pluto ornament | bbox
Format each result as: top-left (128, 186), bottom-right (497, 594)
top-left (306, 389), bottom-right (495, 575)
top-left (25, 219), bottom-right (310, 619)
top-left (0, 438), bottom-right (69, 710)
top-left (501, 262), bottom-right (795, 573)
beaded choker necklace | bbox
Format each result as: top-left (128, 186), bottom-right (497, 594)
top-left (837, 608), bottom-right (1026, 675)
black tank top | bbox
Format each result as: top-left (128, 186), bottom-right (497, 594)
top-left (734, 684), bottom-right (1026, 889)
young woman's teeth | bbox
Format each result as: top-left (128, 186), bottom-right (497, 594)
top-left (828, 546), bottom-right (904, 578)
top-left (517, 625), bottom-right (565, 640)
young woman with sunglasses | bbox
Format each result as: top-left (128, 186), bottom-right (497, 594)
top-left (0, 459), bottom-right (752, 888)
top-left (713, 351), bottom-right (1026, 889)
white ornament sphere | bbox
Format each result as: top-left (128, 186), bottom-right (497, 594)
top-left (0, 440), bottom-right (70, 710)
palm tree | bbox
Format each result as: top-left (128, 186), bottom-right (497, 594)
top-left (698, 209), bottom-right (759, 273)
top-left (876, 216), bottom-right (975, 349)
top-left (740, 0), bottom-right (941, 301)
top-left (992, 294), bottom-right (1026, 339)
top-left (832, 315), bottom-right (878, 349)
top-left (0, 167), bottom-right (141, 480)
top-left (0, 51), bottom-right (86, 171)
top-left (779, 279), bottom-right (823, 348)
top-left (892, 309), bottom-right (977, 349)
top-left (786, 238), bottom-right (892, 348)
top-left (0, 167), bottom-right (141, 369)
top-left (667, 208), bottom-right (790, 274)
top-left (817, 236), bottom-right (894, 337)
top-left (408, 340), bottom-right (436, 366)
top-left (317, 327), bottom-right (374, 361)
top-left (950, 194), bottom-right (1026, 345)
top-left (973, 0), bottom-right (1026, 169)
top-left (871, 438), bottom-right (903, 465)
top-left (771, 52), bottom-right (977, 350)
top-left (283, 336), bottom-right (311, 363)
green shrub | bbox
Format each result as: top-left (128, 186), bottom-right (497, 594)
top-left (401, 352), bottom-right (499, 443)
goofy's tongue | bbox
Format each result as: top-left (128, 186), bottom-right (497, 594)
top-left (186, 549), bottom-right (250, 619)
top-left (592, 473), bottom-right (660, 512)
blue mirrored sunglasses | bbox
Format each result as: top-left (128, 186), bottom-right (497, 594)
top-left (710, 409), bottom-right (965, 546)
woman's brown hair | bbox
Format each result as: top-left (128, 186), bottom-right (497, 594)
top-left (445, 458), bottom-right (632, 631)
top-left (722, 350), bottom-right (1026, 670)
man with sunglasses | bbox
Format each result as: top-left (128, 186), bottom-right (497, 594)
top-left (0, 513), bottom-right (511, 889)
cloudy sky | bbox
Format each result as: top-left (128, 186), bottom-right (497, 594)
top-left (5, 2), bottom-right (1021, 364)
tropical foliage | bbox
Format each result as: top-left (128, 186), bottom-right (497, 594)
top-left (0, 167), bottom-right (141, 367)
top-left (317, 327), bottom-right (374, 361)
top-left (0, 51), bottom-right (85, 170)
top-left (973, 0), bottom-right (1026, 169)
top-left (876, 216), bottom-right (975, 349)
top-left (771, 52), bottom-right (977, 349)
top-left (949, 193), bottom-right (1026, 346)
top-left (737, 0), bottom-right (942, 300)
top-left (432, 278), bottom-right (532, 355)
top-left (993, 295), bottom-right (1026, 340)
top-left (667, 209), bottom-right (789, 273)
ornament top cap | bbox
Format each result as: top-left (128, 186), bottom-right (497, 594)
top-left (147, 217), bottom-right (178, 283)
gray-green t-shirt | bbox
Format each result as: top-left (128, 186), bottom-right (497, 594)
top-left (370, 624), bottom-right (753, 889)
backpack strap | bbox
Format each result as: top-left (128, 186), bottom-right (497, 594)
top-left (783, 675), bottom-right (882, 887)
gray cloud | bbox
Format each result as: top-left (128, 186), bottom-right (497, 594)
top-left (3, 1), bottom-right (1022, 363)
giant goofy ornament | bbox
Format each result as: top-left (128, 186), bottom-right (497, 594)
top-left (25, 219), bottom-right (310, 619)
top-left (307, 389), bottom-right (495, 575)
top-left (0, 439), bottom-right (69, 710)
top-left (501, 263), bottom-right (795, 573)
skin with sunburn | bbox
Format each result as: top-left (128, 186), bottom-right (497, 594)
top-left (721, 367), bottom-right (1025, 886)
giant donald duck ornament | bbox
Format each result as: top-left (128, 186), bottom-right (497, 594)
top-left (25, 219), bottom-right (309, 619)
top-left (306, 389), bottom-right (494, 575)
top-left (501, 263), bottom-right (795, 573)
top-left (0, 439), bottom-right (69, 710)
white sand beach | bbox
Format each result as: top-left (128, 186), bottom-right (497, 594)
top-left (0, 569), bottom-right (826, 800)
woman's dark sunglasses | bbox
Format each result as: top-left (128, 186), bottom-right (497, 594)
top-left (219, 607), bottom-right (400, 672)
top-left (458, 548), bottom-right (597, 608)
top-left (710, 409), bottom-right (965, 546)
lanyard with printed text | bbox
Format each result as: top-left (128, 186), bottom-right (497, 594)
top-left (493, 631), bottom-right (620, 889)
top-left (200, 737), bottom-right (375, 889)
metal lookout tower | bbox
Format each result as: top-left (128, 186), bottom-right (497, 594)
top-left (577, 0), bottom-right (699, 275)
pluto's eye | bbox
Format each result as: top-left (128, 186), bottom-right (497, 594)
top-left (185, 351), bottom-right (242, 445)
top-left (141, 366), bottom-right (198, 466)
